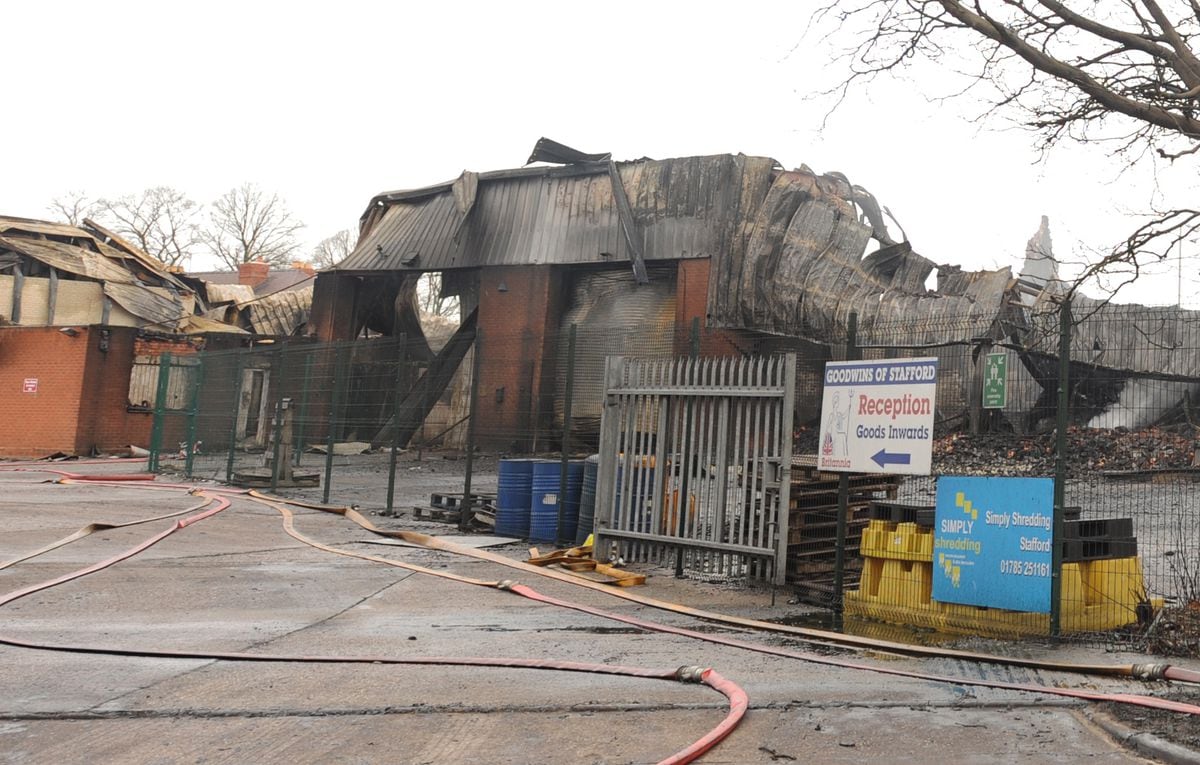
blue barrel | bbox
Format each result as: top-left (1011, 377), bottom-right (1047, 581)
top-left (562, 459), bottom-right (585, 543)
top-left (494, 458), bottom-right (535, 537)
top-left (575, 455), bottom-right (600, 545)
top-left (530, 459), bottom-right (585, 543)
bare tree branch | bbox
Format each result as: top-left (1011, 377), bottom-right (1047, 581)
top-left (311, 229), bottom-right (356, 269)
top-left (93, 187), bottom-right (201, 267)
top-left (816, 0), bottom-right (1200, 296)
top-left (200, 183), bottom-right (305, 271)
top-left (417, 273), bottom-right (460, 320)
top-left (935, 1), bottom-right (1200, 137)
top-left (1158, 141), bottom-right (1200, 158)
top-left (47, 191), bottom-right (98, 226)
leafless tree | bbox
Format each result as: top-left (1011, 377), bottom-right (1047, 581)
top-left (93, 186), bottom-right (202, 267)
top-left (417, 272), bottom-right (460, 319)
top-left (47, 191), bottom-right (98, 226)
top-left (311, 228), bottom-right (357, 269)
top-left (815, 1), bottom-right (1200, 297)
top-left (201, 183), bottom-right (304, 270)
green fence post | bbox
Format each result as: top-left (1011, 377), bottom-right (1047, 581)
top-left (268, 347), bottom-right (285, 494)
top-left (459, 329), bottom-right (483, 532)
top-left (557, 324), bottom-right (578, 545)
top-left (386, 335), bottom-right (408, 515)
top-left (269, 398), bottom-right (285, 494)
top-left (323, 344), bottom-right (350, 504)
top-left (1051, 298), bottom-right (1072, 638)
top-left (293, 351), bottom-right (314, 467)
top-left (833, 312), bottom-right (859, 616)
top-left (184, 353), bottom-right (206, 479)
top-left (225, 349), bottom-right (247, 484)
top-left (148, 352), bottom-right (172, 473)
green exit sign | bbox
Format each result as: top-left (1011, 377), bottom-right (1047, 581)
top-left (983, 352), bottom-right (1007, 409)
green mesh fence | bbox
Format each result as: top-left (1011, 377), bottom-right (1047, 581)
top-left (147, 302), bottom-right (1199, 646)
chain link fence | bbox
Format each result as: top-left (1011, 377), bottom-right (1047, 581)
top-left (146, 301), bottom-right (1200, 647)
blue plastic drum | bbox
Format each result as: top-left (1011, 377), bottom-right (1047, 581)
top-left (529, 459), bottom-right (585, 543)
top-left (494, 458), bottom-right (536, 538)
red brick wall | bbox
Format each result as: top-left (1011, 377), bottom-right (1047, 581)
top-left (475, 265), bottom-right (563, 450)
top-left (0, 326), bottom-right (196, 458)
top-left (675, 258), bottom-right (752, 356)
top-left (78, 327), bottom-right (135, 453)
top-left (310, 272), bottom-right (360, 341)
top-left (0, 327), bottom-right (91, 457)
top-left (86, 331), bottom-right (194, 454)
top-left (675, 257), bottom-right (710, 330)
top-left (134, 335), bottom-right (200, 357)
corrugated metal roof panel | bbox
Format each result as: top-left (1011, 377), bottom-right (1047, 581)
top-left (345, 193), bottom-right (465, 271)
top-left (0, 236), bottom-right (141, 284)
top-left (103, 281), bottom-right (190, 328)
top-left (335, 154), bottom-right (778, 273)
top-left (79, 218), bottom-right (188, 290)
top-left (187, 269), bottom-right (314, 295)
top-left (182, 315), bottom-right (250, 335)
top-left (245, 286), bottom-right (312, 335)
top-left (206, 283), bottom-right (257, 305)
top-left (0, 217), bottom-right (94, 239)
top-left (0, 218), bottom-right (189, 293)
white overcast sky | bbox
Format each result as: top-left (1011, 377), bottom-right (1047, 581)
top-left (5, 1), bottom-right (1195, 305)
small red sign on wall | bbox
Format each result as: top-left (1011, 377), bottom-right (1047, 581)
top-left (22, 378), bottom-right (37, 394)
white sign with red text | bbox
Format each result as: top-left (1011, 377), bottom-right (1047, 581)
top-left (817, 357), bottom-right (938, 475)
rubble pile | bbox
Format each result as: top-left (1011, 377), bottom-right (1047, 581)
top-left (932, 427), bottom-right (1198, 476)
top-left (1146, 602), bottom-right (1200, 657)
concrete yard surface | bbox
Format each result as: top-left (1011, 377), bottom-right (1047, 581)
top-left (0, 462), bottom-right (1190, 764)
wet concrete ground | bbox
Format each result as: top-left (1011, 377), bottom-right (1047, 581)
top-left (0, 459), bottom-right (1191, 763)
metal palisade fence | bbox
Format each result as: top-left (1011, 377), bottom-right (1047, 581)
top-left (147, 302), bottom-right (1200, 647)
top-left (594, 353), bottom-right (796, 585)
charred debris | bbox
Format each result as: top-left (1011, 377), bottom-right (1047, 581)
top-left (315, 138), bottom-right (1195, 444)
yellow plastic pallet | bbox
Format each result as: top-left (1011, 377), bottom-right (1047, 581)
top-left (846, 553), bottom-right (1156, 636)
top-left (859, 520), bottom-right (933, 562)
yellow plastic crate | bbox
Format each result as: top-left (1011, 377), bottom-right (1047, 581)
top-left (845, 556), bottom-right (1157, 636)
top-left (859, 519), bottom-right (934, 562)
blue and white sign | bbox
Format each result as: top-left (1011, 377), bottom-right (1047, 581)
top-left (933, 477), bottom-right (1054, 613)
top-left (817, 357), bottom-right (938, 475)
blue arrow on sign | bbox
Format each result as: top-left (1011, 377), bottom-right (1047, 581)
top-left (871, 449), bottom-right (912, 468)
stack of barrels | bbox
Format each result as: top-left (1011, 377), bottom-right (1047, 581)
top-left (494, 456), bottom-right (600, 545)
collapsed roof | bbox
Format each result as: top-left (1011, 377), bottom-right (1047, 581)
top-left (0, 216), bottom-right (195, 330)
top-left (179, 269), bottom-right (314, 337)
top-left (335, 139), bottom-right (1199, 432)
top-left (199, 285), bottom-right (313, 336)
top-left (334, 141), bottom-right (1018, 345)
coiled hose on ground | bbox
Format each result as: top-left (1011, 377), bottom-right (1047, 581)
top-left (0, 471), bottom-right (745, 764)
top-left (5, 461), bottom-right (1200, 759)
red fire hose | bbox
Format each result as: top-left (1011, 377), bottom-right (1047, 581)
top-left (0, 486), bottom-right (746, 765)
top-left (6, 463), bottom-right (1200, 759)
top-left (251, 493), bottom-right (1200, 717)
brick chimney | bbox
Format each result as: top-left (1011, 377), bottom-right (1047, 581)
top-left (291, 260), bottom-right (316, 276)
top-left (238, 260), bottom-right (269, 287)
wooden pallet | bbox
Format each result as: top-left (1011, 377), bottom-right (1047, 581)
top-left (784, 466), bottom-right (901, 586)
top-left (412, 506), bottom-right (461, 523)
top-left (429, 492), bottom-right (496, 511)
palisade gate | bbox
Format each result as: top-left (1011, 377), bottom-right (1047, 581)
top-left (594, 353), bottom-right (797, 584)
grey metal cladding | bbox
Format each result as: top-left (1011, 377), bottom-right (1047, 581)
top-left (246, 287), bottom-right (312, 336)
top-left (102, 281), bottom-right (188, 326)
top-left (0, 236), bottom-right (141, 284)
top-left (334, 154), bottom-right (779, 273)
